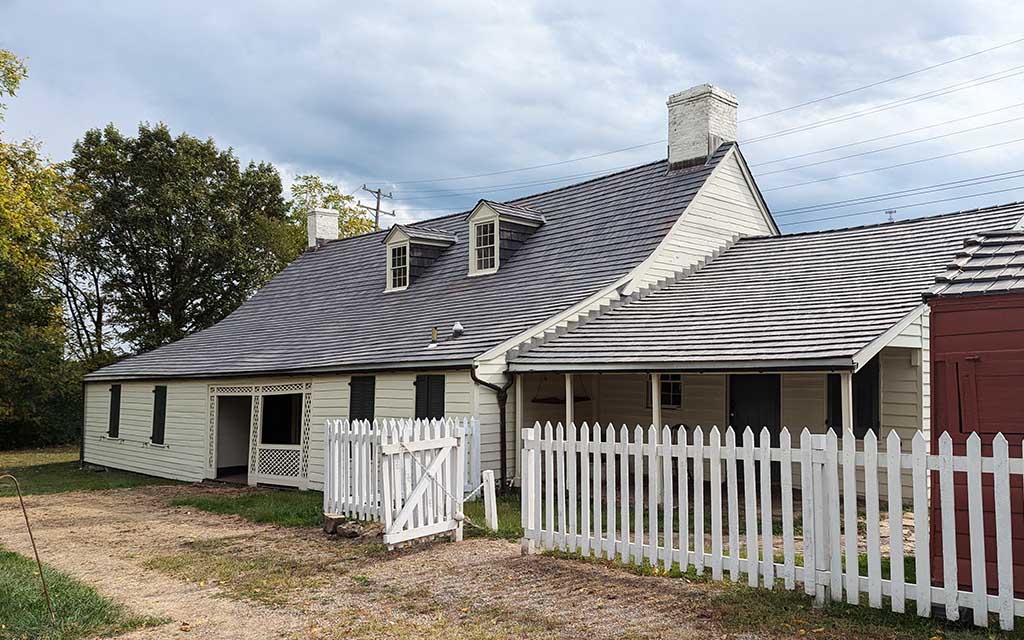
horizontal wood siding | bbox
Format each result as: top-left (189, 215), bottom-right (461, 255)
top-left (86, 370), bottom-right (474, 490)
top-left (83, 380), bottom-right (208, 481)
top-left (636, 151), bottom-right (774, 287)
top-left (781, 374), bottom-right (826, 429)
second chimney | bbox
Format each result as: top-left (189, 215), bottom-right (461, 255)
top-left (307, 207), bottom-right (340, 247)
top-left (667, 84), bottom-right (737, 168)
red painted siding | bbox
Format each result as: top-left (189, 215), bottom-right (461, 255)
top-left (929, 292), bottom-right (1024, 595)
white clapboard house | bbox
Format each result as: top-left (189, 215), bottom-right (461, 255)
top-left (83, 83), bottom-right (1024, 492)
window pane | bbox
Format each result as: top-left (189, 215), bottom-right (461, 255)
top-left (391, 245), bottom-right (408, 288)
top-left (475, 222), bottom-right (495, 270)
top-left (261, 393), bottom-right (303, 444)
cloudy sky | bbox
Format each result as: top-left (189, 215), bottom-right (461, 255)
top-left (3, 1), bottom-right (1024, 231)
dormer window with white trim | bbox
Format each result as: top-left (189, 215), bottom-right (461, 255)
top-left (474, 220), bottom-right (497, 273)
top-left (466, 199), bottom-right (545, 276)
top-left (389, 243), bottom-right (408, 290)
top-left (382, 224), bottom-right (456, 292)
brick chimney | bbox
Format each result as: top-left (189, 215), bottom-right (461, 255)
top-left (307, 208), bottom-right (339, 247)
top-left (667, 84), bottom-right (738, 167)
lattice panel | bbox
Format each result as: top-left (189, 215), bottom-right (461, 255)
top-left (261, 383), bottom-right (307, 394)
top-left (258, 447), bottom-right (301, 478)
top-left (248, 395), bottom-right (262, 473)
top-left (299, 384), bottom-right (313, 477)
top-left (207, 390), bottom-right (217, 471)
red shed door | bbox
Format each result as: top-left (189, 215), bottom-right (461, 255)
top-left (931, 351), bottom-right (1024, 595)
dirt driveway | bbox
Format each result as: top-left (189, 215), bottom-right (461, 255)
top-left (0, 485), bottom-right (735, 639)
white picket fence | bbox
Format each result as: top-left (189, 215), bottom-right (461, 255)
top-left (323, 417), bottom-right (480, 543)
top-left (522, 422), bottom-right (1024, 630)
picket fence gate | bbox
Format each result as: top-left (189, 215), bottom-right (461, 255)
top-left (522, 422), bottom-right (1024, 631)
top-left (323, 417), bottom-right (479, 545)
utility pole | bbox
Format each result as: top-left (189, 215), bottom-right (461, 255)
top-left (885, 209), bottom-right (896, 223)
top-left (358, 184), bottom-right (396, 231)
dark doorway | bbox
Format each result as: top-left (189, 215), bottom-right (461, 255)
top-left (216, 395), bottom-right (252, 481)
top-left (729, 374), bottom-right (781, 443)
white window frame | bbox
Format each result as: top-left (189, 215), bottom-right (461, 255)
top-left (646, 373), bottom-right (683, 409)
top-left (469, 218), bottom-right (499, 276)
top-left (386, 241), bottom-right (410, 291)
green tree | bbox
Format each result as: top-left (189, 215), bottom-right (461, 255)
top-left (0, 49), bottom-right (79, 448)
top-left (69, 123), bottom-right (308, 352)
top-left (290, 174), bottom-right (375, 238)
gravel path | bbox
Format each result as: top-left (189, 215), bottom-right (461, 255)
top-left (0, 485), bottom-right (733, 639)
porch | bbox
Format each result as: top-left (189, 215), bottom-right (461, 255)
top-left (513, 346), bottom-right (926, 490)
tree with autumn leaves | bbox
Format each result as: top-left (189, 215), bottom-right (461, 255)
top-left (0, 49), bottom-right (373, 448)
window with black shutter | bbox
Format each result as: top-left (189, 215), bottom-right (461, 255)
top-left (827, 356), bottom-right (881, 438)
top-left (414, 374), bottom-right (445, 420)
top-left (108, 384), bottom-right (121, 438)
top-left (151, 385), bottom-right (167, 445)
top-left (349, 376), bottom-right (376, 421)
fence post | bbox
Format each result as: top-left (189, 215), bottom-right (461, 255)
top-left (521, 427), bottom-right (537, 554)
top-left (810, 434), bottom-right (830, 606)
top-left (453, 418), bottom-right (466, 542)
top-left (482, 469), bottom-right (498, 531)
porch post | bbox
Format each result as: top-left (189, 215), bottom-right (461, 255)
top-left (651, 372), bottom-right (663, 502)
top-left (840, 371), bottom-right (854, 434)
top-left (515, 372), bottom-right (524, 486)
top-left (564, 373), bottom-right (574, 427)
top-left (651, 372), bottom-right (662, 428)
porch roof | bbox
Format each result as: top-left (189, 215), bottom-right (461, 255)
top-left (509, 202), bottom-right (1024, 372)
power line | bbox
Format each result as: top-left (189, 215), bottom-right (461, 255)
top-left (750, 101), bottom-right (1024, 167)
top-left (367, 140), bottom-right (664, 187)
top-left (742, 64), bottom-right (1024, 144)
top-left (741, 36), bottom-right (1024, 122)
top-left (360, 41), bottom-right (1024, 194)
top-left (773, 169), bottom-right (1024, 217)
top-left (781, 183), bottom-right (1024, 227)
top-left (761, 135), bottom-right (1024, 192)
top-left (755, 113), bottom-right (1024, 177)
top-left (393, 162), bottom-right (642, 200)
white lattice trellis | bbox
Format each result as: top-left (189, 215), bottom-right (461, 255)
top-left (257, 446), bottom-right (302, 478)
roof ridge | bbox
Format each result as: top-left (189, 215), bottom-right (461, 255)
top-left (503, 158), bottom-right (681, 205)
top-left (758, 200), bottom-right (1024, 241)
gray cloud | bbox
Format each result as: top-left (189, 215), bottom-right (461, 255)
top-left (3, 0), bottom-right (1023, 230)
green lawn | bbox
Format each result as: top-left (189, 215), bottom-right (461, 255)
top-left (0, 546), bottom-right (166, 639)
top-left (170, 489), bottom-right (324, 527)
top-left (0, 446), bottom-right (177, 497)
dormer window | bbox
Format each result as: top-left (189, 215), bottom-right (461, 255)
top-left (389, 244), bottom-right (408, 290)
top-left (466, 200), bottom-right (545, 276)
top-left (474, 221), bottom-right (496, 272)
top-left (382, 224), bottom-right (456, 291)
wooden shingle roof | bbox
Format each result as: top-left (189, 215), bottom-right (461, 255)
top-left (926, 230), bottom-right (1024, 298)
top-left (87, 147), bottom-right (732, 381)
top-left (510, 202), bottom-right (1024, 371)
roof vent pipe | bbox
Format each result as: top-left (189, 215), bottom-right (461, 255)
top-left (451, 322), bottom-right (464, 338)
top-left (667, 84), bottom-right (737, 168)
top-left (307, 207), bottom-right (340, 247)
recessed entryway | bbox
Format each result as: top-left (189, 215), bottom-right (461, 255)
top-left (216, 395), bottom-right (252, 483)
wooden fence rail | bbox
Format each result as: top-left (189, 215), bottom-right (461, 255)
top-left (521, 422), bottom-right (1024, 630)
top-left (323, 417), bottom-right (480, 525)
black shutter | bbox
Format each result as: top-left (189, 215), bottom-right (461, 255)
top-left (853, 357), bottom-right (880, 438)
top-left (108, 384), bottom-right (121, 438)
top-left (151, 385), bottom-right (167, 445)
top-left (415, 374), bottom-right (445, 420)
top-left (826, 357), bottom-right (881, 438)
top-left (349, 376), bottom-right (376, 421)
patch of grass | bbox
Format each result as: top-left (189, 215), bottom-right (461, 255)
top-left (145, 537), bottom-right (334, 606)
top-left (463, 491), bottom-right (523, 541)
top-left (0, 446), bottom-right (177, 497)
top-left (0, 546), bottom-right (167, 639)
top-left (170, 489), bottom-right (324, 527)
